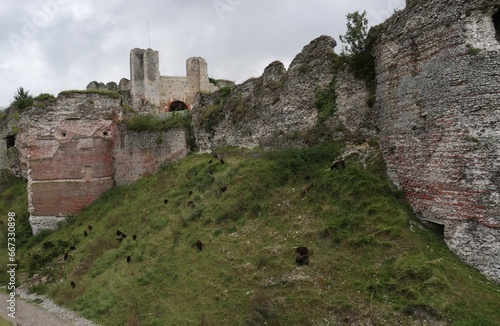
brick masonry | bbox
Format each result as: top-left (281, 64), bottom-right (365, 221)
top-left (12, 92), bottom-right (188, 234)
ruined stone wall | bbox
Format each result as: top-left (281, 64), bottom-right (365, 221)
top-left (192, 36), bottom-right (369, 151)
top-left (374, 0), bottom-right (500, 282)
top-left (332, 69), bottom-right (375, 138)
top-left (0, 91), bottom-right (190, 234)
top-left (0, 108), bottom-right (22, 177)
top-left (113, 126), bottom-right (189, 186)
top-left (20, 92), bottom-right (122, 234)
top-left (192, 36), bottom-right (375, 152)
top-left (159, 57), bottom-right (218, 111)
top-left (159, 77), bottom-right (192, 110)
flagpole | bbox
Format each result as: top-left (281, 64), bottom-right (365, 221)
top-left (148, 22), bottom-right (151, 48)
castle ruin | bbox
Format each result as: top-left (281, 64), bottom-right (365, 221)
top-left (129, 48), bottom-right (220, 111)
top-left (1, 0), bottom-right (499, 283)
top-left (88, 49), bottom-right (231, 112)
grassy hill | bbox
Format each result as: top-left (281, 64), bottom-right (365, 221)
top-left (1, 143), bottom-right (500, 325)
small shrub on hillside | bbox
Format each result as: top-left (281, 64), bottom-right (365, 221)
top-left (26, 239), bottom-right (70, 274)
top-left (264, 142), bottom-right (341, 183)
top-left (374, 253), bottom-right (450, 315)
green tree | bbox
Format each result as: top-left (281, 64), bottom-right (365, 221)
top-left (339, 11), bottom-right (382, 108)
top-left (11, 87), bottom-right (33, 110)
top-left (339, 11), bottom-right (369, 56)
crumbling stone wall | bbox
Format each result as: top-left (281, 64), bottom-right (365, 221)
top-left (332, 69), bottom-right (375, 138)
top-left (20, 92), bottom-right (122, 234)
top-left (3, 91), bottom-right (190, 234)
top-left (0, 108), bottom-right (22, 177)
top-left (113, 126), bottom-right (189, 186)
top-left (374, 0), bottom-right (500, 282)
top-left (192, 36), bottom-right (369, 151)
top-left (191, 35), bottom-right (375, 152)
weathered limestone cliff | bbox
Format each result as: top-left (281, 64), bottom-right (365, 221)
top-left (374, 0), bottom-right (500, 282)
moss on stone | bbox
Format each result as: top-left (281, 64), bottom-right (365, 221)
top-left (58, 89), bottom-right (121, 99)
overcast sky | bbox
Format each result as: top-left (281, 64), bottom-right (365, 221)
top-left (0, 0), bottom-right (405, 107)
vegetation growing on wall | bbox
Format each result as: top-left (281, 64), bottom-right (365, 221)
top-left (124, 113), bottom-right (192, 132)
top-left (34, 93), bottom-right (56, 101)
top-left (33, 93), bottom-right (57, 110)
top-left (214, 86), bottom-right (232, 105)
top-left (208, 77), bottom-right (219, 87)
top-left (314, 72), bottom-right (338, 124)
top-left (10, 87), bottom-right (33, 110)
top-left (58, 89), bottom-right (120, 99)
top-left (199, 104), bottom-right (223, 132)
top-left (339, 11), bottom-right (384, 107)
top-left (198, 86), bottom-right (234, 132)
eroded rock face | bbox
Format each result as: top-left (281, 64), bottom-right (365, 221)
top-left (374, 0), bottom-right (500, 282)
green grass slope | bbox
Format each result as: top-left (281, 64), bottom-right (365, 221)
top-left (2, 144), bottom-right (500, 325)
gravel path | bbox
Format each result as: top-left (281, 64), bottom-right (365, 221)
top-left (0, 289), bottom-right (99, 326)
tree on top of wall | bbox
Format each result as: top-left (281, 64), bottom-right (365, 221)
top-left (339, 11), bottom-right (382, 107)
top-left (11, 87), bottom-right (33, 110)
top-left (339, 11), bottom-right (368, 56)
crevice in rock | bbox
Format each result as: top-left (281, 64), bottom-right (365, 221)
top-left (5, 135), bottom-right (16, 149)
top-left (493, 8), bottom-right (500, 43)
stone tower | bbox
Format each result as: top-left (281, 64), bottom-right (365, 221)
top-left (130, 48), bottom-right (161, 108)
top-left (186, 57), bottom-right (213, 94)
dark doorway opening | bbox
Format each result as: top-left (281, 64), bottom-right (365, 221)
top-left (169, 101), bottom-right (188, 112)
top-left (5, 135), bottom-right (16, 149)
top-left (422, 220), bottom-right (445, 240)
top-left (493, 8), bottom-right (500, 42)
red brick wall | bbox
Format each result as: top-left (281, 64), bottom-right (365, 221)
top-left (30, 179), bottom-right (113, 216)
top-left (29, 138), bottom-right (114, 181)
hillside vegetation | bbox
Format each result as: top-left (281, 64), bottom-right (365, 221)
top-left (1, 143), bottom-right (500, 325)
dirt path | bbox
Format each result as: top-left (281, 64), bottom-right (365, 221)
top-left (0, 290), bottom-right (98, 326)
